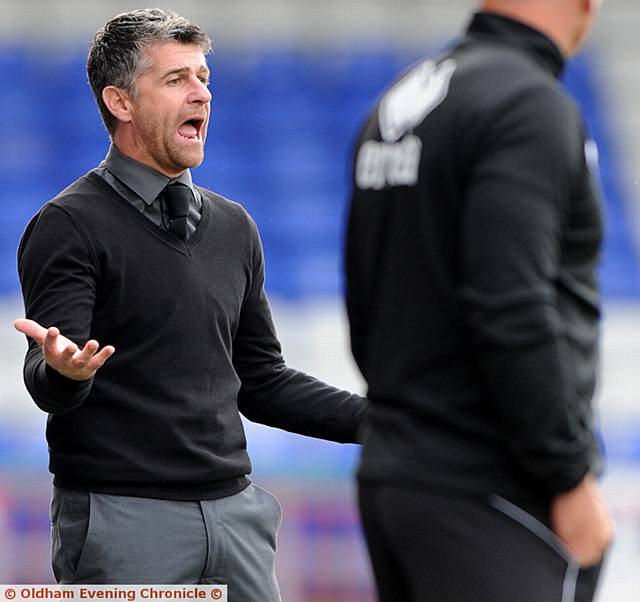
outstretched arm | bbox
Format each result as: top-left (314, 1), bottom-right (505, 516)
top-left (234, 218), bottom-right (368, 444)
top-left (14, 318), bottom-right (114, 381)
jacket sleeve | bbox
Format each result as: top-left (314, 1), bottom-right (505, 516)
top-left (17, 203), bottom-right (98, 414)
top-left (234, 217), bottom-right (368, 444)
top-left (459, 85), bottom-right (596, 495)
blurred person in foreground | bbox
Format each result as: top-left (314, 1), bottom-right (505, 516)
top-left (14, 8), bottom-right (366, 596)
top-left (346, 0), bottom-right (613, 600)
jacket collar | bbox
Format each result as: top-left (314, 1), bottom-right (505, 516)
top-left (466, 11), bottom-right (565, 79)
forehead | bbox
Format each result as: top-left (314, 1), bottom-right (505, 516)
top-left (142, 40), bottom-right (209, 73)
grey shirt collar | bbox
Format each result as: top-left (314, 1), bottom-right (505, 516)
top-left (101, 143), bottom-right (195, 206)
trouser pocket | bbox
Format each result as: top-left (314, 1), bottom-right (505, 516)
top-left (51, 488), bottom-right (91, 583)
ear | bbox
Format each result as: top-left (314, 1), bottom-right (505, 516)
top-left (582, 0), bottom-right (599, 14)
top-left (102, 86), bottom-right (134, 125)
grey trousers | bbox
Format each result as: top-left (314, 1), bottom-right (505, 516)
top-left (50, 483), bottom-right (282, 601)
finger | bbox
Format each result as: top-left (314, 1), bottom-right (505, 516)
top-left (88, 345), bottom-right (116, 370)
top-left (63, 343), bottom-right (79, 359)
top-left (42, 327), bottom-right (60, 357)
top-left (44, 327), bottom-right (77, 359)
top-left (13, 318), bottom-right (49, 345)
top-left (74, 339), bottom-right (100, 363)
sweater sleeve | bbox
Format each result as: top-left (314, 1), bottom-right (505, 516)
top-left (17, 203), bottom-right (98, 414)
top-left (459, 86), bottom-right (594, 495)
top-left (234, 218), bottom-right (368, 444)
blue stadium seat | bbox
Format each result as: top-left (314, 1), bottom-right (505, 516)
top-left (0, 45), bottom-right (637, 300)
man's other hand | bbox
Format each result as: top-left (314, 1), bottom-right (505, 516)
top-left (551, 473), bottom-right (614, 568)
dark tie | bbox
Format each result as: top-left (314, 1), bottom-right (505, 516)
top-left (163, 182), bottom-right (192, 240)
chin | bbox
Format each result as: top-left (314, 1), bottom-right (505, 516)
top-left (173, 150), bottom-right (205, 170)
top-left (186, 154), bottom-right (205, 168)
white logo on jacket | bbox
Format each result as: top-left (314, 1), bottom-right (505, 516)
top-left (355, 58), bottom-right (456, 190)
top-left (379, 58), bottom-right (457, 143)
top-left (356, 135), bottom-right (422, 190)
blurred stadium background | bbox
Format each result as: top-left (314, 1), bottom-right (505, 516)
top-left (0, 1), bottom-right (638, 600)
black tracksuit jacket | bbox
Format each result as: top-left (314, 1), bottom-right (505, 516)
top-left (346, 12), bottom-right (604, 500)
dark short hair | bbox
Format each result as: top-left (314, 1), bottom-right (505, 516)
top-left (87, 8), bottom-right (212, 136)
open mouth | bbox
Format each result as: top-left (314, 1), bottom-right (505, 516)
top-left (177, 118), bottom-right (204, 141)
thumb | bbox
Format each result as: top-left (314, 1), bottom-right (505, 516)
top-left (14, 318), bottom-right (48, 345)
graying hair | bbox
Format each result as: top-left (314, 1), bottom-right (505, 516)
top-left (87, 8), bottom-right (212, 136)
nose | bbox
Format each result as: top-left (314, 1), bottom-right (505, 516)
top-left (190, 76), bottom-right (212, 104)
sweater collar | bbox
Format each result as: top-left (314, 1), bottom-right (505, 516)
top-left (466, 11), bottom-right (565, 79)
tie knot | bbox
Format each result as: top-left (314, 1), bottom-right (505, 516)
top-left (163, 182), bottom-right (192, 219)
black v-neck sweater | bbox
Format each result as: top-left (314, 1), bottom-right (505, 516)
top-left (18, 171), bottom-right (366, 500)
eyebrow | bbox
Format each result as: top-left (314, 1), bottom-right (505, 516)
top-left (162, 65), bottom-right (210, 79)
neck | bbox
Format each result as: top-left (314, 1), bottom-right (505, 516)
top-left (111, 129), bottom-right (185, 178)
top-left (480, 0), bottom-right (590, 56)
